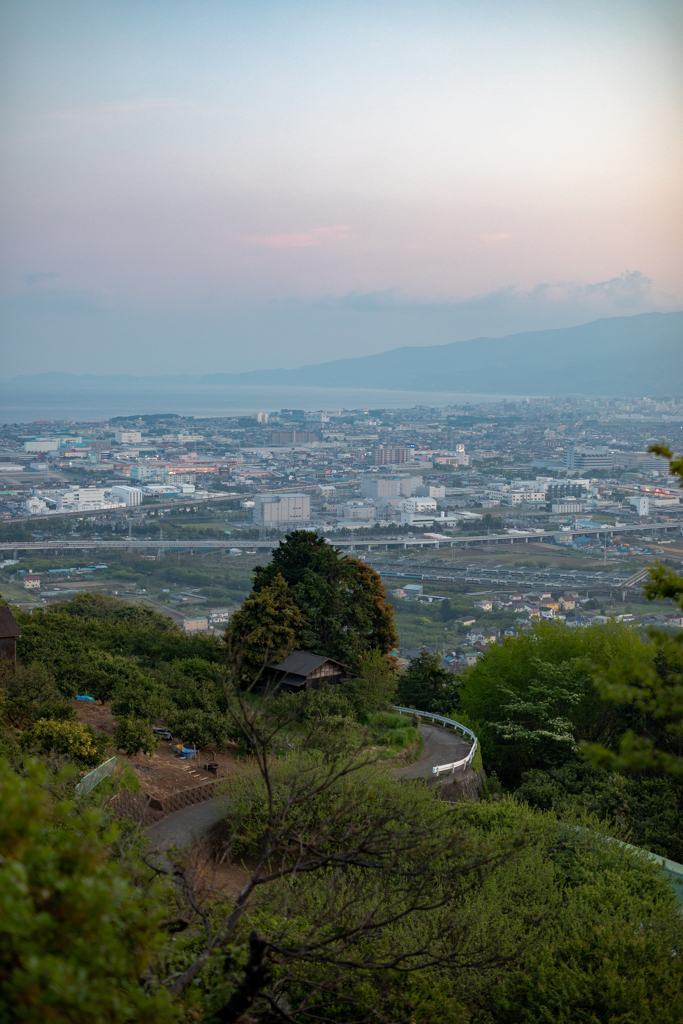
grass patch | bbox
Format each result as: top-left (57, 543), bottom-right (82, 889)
top-left (368, 711), bottom-right (420, 751)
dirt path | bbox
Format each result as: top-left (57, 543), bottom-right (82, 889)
top-left (394, 723), bottom-right (472, 780)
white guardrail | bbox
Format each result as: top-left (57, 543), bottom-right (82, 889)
top-left (392, 706), bottom-right (478, 777)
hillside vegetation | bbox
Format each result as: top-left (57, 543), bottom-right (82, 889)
top-left (1, 522), bottom-right (683, 1022)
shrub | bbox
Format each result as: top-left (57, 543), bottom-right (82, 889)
top-left (19, 719), bottom-right (109, 768)
top-left (0, 759), bottom-right (174, 1023)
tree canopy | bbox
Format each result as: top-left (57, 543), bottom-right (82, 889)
top-left (250, 530), bottom-right (398, 668)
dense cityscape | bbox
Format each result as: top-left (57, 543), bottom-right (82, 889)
top-left (2, 393), bottom-right (682, 664)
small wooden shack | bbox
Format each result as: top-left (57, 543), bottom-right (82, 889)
top-left (0, 606), bottom-right (22, 672)
top-left (264, 651), bottom-right (350, 692)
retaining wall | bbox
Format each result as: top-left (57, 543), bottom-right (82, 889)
top-left (110, 780), bottom-right (218, 826)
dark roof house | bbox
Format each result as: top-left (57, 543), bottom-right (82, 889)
top-left (0, 606), bottom-right (22, 672)
top-left (264, 651), bottom-right (350, 691)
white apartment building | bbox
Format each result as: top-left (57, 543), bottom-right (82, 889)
top-left (486, 488), bottom-right (545, 506)
top-left (114, 430), bottom-right (142, 444)
top-left (254, 493), bottom-right (311, 525)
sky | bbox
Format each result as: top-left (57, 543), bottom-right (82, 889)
top-left (1, 0), bottom-right (682, 378)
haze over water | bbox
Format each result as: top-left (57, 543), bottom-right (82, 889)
top-left (2, 385), bottom-right (526, 425)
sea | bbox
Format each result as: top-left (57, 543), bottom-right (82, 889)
top-left (2, 382), bottom-right (527, 423)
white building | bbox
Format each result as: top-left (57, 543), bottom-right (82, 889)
top-left (57, 487), bottom-right (105, 511)
top-left (360, 475), bottom-right (421, 499)
top-left (24, 496), bottom-right (48, 514)
top-left (24, 439), bottom-right (59, 452)
top-left (254, 493), bottom-right (311, 525)
top-left (400, 512), bottom-right (436, 527)
top-left (337, 500), bottom-right (376, 520)
top-left (414, 484), bottom-right (446, 499)
top-left (114, 430), bottom-right (142, 444)
top-left (111, 485), bottom-right (143, 507)
top-left (551, 500), bottom-right (586, 514)
top-left (486, 488), bottom-right (546, 506)
top-left (400, 498), bottom-right (437, 514)
top-left (630, 495), bottom-right (649, 516)
top-left (56, 487), bottom-right (123, 512)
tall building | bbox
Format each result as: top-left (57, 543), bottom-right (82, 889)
top-left (374, 446), bottom-right (408, 466)
top-left (566, 447), bottom-right (614, 472)
top-left (114, 430), bottom-right (142, 444)
top-left (254, 493), bottom-right (311, 525)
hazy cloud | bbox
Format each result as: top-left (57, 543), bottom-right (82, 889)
top-left (23, 271), bottom-right (60, 287)
top-left (50, 98), bottom-right (183, 129)
top-left (237, 225), bottom-right (352, 248)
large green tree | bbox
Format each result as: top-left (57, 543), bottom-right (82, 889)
top-left (582, 446), bottom-right (683, 775)
top-left (251, 531), bottom-right (398, 667)
top-left (225, 572), bottom-right (306, 685)
top-left (397, 649), bottom-right (460, 714)
top-left (458, 620), bottom-right (650, 786)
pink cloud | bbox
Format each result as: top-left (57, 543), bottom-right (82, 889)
top-left (237, 224), bottom-right (352, 248)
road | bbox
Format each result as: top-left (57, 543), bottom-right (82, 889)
top-left (143, 721), bottom-right (473, 861)
top-left (394, 723), bottom-right (472, 779)
top-left (1, 516), bottom-right (680, 558)
top-left (145, 797), bottom-right (224, 859)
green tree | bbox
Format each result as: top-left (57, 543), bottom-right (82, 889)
top-left (458, 620), bottom-right (649, 784)
top-left (251, 531), bottom-right (399, 667)
top-left (397, 650), bottom-right (460, 714)
top-left (167, 708), bottom-right (230, 750)
top-left (516, 760), bottom-right (683, 863)
top-left (225, 572), bottom-right (305, 686)
top-left (0, 759), bottom-right (174, 1023)
top-left (584, 444), bottom-right (683, 775)
top-left (0, 660), bottom-right (74, 728)
top-left (343, 647), bottom-right (399, 719)
top-left (489, 658), bottom-right (587, 785)
top-left (110, 677), bottom-right (170, 722)
top-left (113, 718), bottom-right (160, 757)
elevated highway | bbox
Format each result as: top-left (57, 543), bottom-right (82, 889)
top-left (1, 516), bottom-right (681, 559)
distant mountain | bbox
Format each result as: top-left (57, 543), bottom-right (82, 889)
top-left (10, 311), bottom-right (683, 397)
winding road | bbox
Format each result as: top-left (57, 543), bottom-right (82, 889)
top-left (145, 722), bottom-right (473, 856)
top-left (393, 723), bottom-right (472, 780)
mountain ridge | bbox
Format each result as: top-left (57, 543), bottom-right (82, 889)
top-left (9, 311), bottom-right (683, 397)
